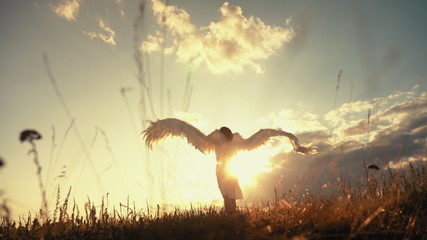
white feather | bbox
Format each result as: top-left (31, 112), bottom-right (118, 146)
top-left (241, 129), bottom-right (313, 154)
top-left (142, 118), bottom-right (214, 153)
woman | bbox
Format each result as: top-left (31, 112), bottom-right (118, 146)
top-left (143, 118), bottom-right (313, 213)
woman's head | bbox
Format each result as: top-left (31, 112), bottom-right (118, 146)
top-left (220, 127), bottom-right (233, 141)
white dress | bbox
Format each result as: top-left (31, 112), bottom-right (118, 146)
top-left (211, 132), bottom-right (244, 200)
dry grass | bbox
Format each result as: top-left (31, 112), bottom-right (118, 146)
top-left (247, 164), bottom-right (427, 239)
top-left (1, 164), bottom-right (426, 240)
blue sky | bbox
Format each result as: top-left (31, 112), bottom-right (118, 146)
top-left (0, 0), bottom-right (426, 218)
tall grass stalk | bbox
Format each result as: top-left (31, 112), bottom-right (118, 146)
top-left (182, 70), bottom-right (193, 111)
top-left (132, 0), bottom-right (159, 197)
top-left (74, 127), bottom-right (102, 194)
top-left (98, 127), bottom-right (130, 194)
top-left (45, 126), bottom-right (56, 194)
top-left (133, 0), bottom-right (157, 123)
top-left (333, 70), bottom-right (343, 110)
top-left (46, 119), bottom-right (74, 198)
top-left (0, 157), bottom-right (11, 223)
top-left (43, 55), bottom-right (105, 193)
top-left (349, 79), bottom-right (354, 102)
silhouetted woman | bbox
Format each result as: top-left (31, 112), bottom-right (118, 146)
top-left (143, 118), bottom-right (312, 213)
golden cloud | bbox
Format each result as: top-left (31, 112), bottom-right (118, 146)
top-left (50, 0), bottom-right (83, 21)
top-left (83, 20), bottom-right (117, 46)
top-left (141, 0), bottom-right (294, 74)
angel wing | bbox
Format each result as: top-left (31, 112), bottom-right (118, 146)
top-left (142, 118), bottom-right (214, 154)
top-left (242, 129), bottom-right (314, 154)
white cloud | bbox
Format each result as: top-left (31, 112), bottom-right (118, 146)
top-left (260, 109), bottom-right (326, 134)
top-left (325, 100), bottom-right (373, 128)
top-left (141, 31), bottom-right (174, 54)
top-left (340, 91), bottom-right (426, 139)
top-left (248, 89), bottom-right (427, 200)
top-left (114, 0), bottom-right (125, 17)
top-left (323, 90), bottom-right (424, 142)
top-left (327, 91), bottom-right (426, 163)
top-left (141, 0), bottom-right (294, 74)
top-left (83, 20), bottom-right (117, 46)
top-left (387, 156), bottom-right (427, 169)
top-left (50, 0), bottom-right (83, 21)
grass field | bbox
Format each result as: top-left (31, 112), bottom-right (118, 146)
top-left (1, 163), bottom-right (426, 240)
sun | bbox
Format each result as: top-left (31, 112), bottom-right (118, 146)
top-left (228, 139), bottom-right (295, 186)
top-left (228, 145), bottom-right (285, 186)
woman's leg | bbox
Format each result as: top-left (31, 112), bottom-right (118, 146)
top-left (223, 196), bottom-right (236, 214)
top-left (223, 196), bottom-right (230, 213)
top-left (230, 198), bottom-right (236, 212)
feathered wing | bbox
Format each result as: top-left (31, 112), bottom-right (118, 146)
top-left (242, 129), bottom-right (314, 154)
top-left (142, 118), bottom-right (214, 154)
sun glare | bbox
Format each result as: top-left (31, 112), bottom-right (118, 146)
top-left (228, 146), bottom-right (281, 186)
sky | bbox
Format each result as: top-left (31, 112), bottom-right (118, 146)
top-left (0, 0), bottom-right (426, 219)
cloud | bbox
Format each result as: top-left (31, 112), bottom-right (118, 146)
top-left (141, 31), bottom-right (174, 54)
top-left (325, 100), bottom-right (373, 128)
top-left (141, 0), bottom-right (294, 74)
top-left (260, 109), bottom-right (327, 134)
top-left (324, 90), bottom-right (419, 140)
top-left (83, 20), bottom-right (117, 46)
top-left (246, 90), bottom-right (427, 200)
top-left (50, 0), bottom-right (83, 21)
top-left (114, 0), bottom-right (125, 17)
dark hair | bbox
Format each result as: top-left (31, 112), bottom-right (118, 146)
top-left (220, 127), bottom-right (233, 141)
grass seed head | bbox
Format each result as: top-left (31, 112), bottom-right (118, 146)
top-left (19, 129), bottom-right (42, 143)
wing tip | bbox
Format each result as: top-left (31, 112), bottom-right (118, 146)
top-left (295, 146), bottom-right (318, 155)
